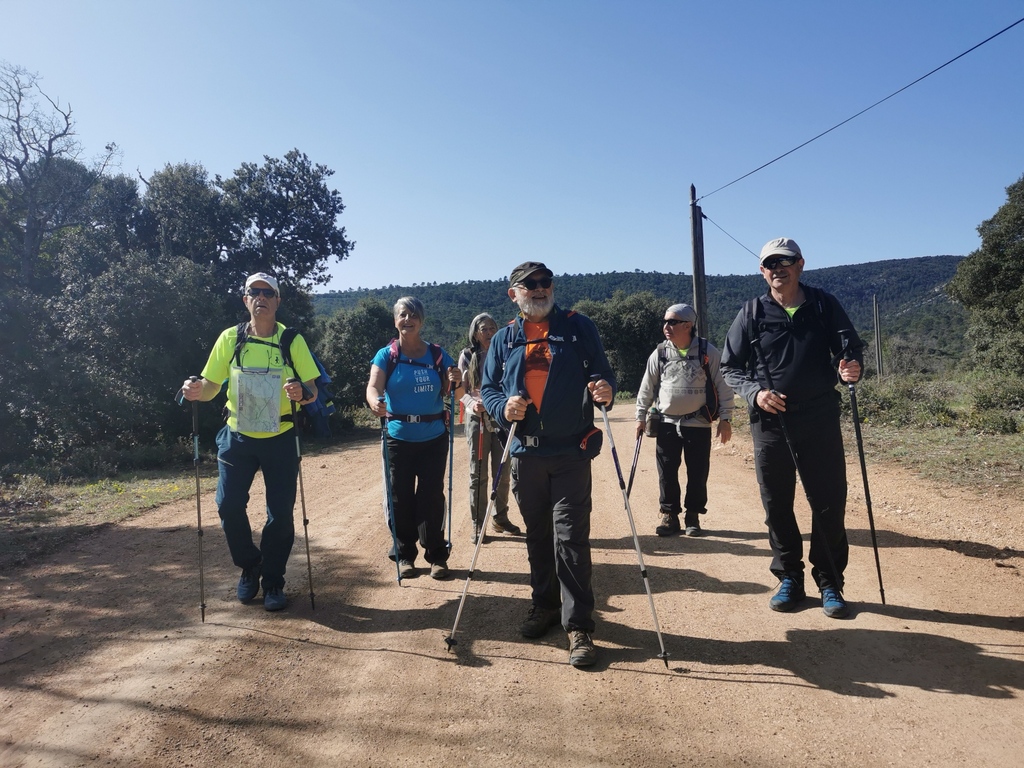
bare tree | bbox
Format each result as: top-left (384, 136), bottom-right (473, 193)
top-left (0, 61), bottom-right (116, 285)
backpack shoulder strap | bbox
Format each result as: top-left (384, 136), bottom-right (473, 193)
top-left (232, 322), bottom-right (248, 367)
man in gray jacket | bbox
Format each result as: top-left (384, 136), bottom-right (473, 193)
top-left (635, 303), bottom-right (734, 537)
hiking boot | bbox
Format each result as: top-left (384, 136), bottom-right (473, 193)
top-left (263, 587), bottom-right (287, 612)
top-left (491, 516), bottom-right (522, 535)
top-left (398, 559), bottom-right (416, 578)
top-left (237, 563), bottom-right (261, 603)
top-left (568, 630), bottom-right (597, 668)
top-left (520, 605), bottom-right (561, 639)
top-left (820, 587), bottom-right (850, 619)
top-left (655, 513), bottom-right (681, 537)
top-left (430, 562), bottom-right (450, 580)
top-left (683, 515), bottom-right (703, 537)
top-left (769, 576), bottom-right (806, 612)
top-left (470, 523), bottom-right (481, 545)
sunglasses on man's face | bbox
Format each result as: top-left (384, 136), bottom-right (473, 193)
top-left (517, 276), bottom-right (553, 290)
top-left (663, 318), bottom-right (690, 327)
top-left (761, 256), bottom-right (799, 270)
top-left (246, 287), bottom-right (278, 298)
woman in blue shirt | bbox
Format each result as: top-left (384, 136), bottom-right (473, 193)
top-left (366, 297), bottom-right (463, 580)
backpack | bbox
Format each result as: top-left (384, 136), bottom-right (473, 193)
top-left (382, 338), bottom-right (449, 396)
top-left (744, 285), bottom-right (838, 378)
top-left (656, 336), bottom-right (720, 422)
top-left (232, 323), bottom-right (337, 438)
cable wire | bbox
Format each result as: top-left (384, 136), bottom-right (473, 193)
top-left (699, 16), bottom-right (1024, 202)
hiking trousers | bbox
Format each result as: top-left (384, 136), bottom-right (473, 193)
top-left (466, 414), bottom-right (511, 525)
top-left (512, 453), bottom-right (595, 634)
top-left (751, 395), bottom-right (849, 592)
top-left (655, 422), bottom-right (711, 520)
top-left (387, 432), bottom-right (450, 565)
top-left (215, 426), bottom-right (298, 591)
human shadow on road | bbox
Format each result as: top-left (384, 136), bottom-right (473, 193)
top-left (847, 525), bottom-right (1023, 561)
top-left (599, 619), bottom-right (1024, 699)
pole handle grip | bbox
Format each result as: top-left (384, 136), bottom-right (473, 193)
top-left (177, 375), bottom-right (199, 406)
top-left (287, 377), bottom-right (314, 401)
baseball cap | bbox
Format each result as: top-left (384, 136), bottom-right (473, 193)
top-left (758, 238), bottom-right (803, 265)
top-left (244, 272), bottom-right (280, 295)
top-left (665, 303), bottom-right (697, 323)
top-left (509, 261), bottom-right (553, 287)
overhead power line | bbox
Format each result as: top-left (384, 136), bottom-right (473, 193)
top-left (699, 15), bottom-right (1024, 202)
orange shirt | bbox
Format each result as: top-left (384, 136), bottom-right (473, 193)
top-left (523, 320), bottom-right (551, 412)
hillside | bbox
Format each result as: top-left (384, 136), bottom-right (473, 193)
top-left (313, 255), bottom-right (964, 354)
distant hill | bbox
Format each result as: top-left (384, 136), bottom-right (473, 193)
top-left (313, 255), bottom-right (965, 353)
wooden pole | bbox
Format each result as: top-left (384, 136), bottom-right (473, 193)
top-left (690, 185), bottom-right (709, 339)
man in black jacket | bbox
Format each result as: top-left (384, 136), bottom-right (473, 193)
top-left (721, 238), bottom-right (864, 619)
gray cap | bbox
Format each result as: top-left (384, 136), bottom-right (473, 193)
top-left (665, 303), bottom-right (697, 323)
top-left (758, 237), bottom-right (802, 265)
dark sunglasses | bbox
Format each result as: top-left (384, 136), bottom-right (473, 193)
top-left (246, 287), bottom-right (278, 298)
top-left (663, 318), bottom-right (690, 327)
top-left (517, 276), bottom-right (553, 290)
top-left (762, 256), bottom-right (799, 270)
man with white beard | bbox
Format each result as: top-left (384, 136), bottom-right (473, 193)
top-left (481, 261), bottom-right (616, 668)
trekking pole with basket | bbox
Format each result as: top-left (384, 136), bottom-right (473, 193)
top-left (838, 330), bottom-right (886, 604)
top-left (177, 376), bottom-right (207, 622)
top-left (592, 377), bottom-right (669, 667)
top-left (444, 420), bottom-right (519, 652)
top-left (446, 388), bottom-right (455, 553)
top-left (378, 397), bottom-right (404, 585)
top-left (288, 378), bottom-right (316, 610)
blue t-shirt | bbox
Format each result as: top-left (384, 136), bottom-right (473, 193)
top-left (372, 344), bottom-right (455, 442)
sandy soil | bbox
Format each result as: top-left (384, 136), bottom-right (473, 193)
top-left (1, 410), bottom-right (1022, 767)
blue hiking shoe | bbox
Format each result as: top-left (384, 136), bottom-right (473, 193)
top-left (769, 576), bottom-right (806, 612)
top-left (237, 563), bottom-right (261, 603)
top-left (264, 587), bottom-right (288, 612)
top-left (820, 587), bottom-right (850, 618)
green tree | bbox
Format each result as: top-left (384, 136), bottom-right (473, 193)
top-left (947, 172), bottom-right (1024, 373)
top-left (0, 61), bottom-right (115, 287)
top-left (217, 149), bottom-right (354, 292)
top-left (573, 291), bottom-right (667, 396)
top-left (319, 299), bottom-right (395, 409)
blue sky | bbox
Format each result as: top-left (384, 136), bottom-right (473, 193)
top-left (5, 1), bottom-right (1023, 292)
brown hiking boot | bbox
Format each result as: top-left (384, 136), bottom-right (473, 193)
top-left (568, 630), bottom-right (597, 667)
top-left (491, 516), bottom-right (522, 535)
top-left (655, 513), bottom-right (681, 537)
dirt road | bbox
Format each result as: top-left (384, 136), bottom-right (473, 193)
top-left (1, 411), bottom-right (1022, 767)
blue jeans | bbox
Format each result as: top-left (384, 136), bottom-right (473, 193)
top-left (215, 426), bottom-right (298, 591)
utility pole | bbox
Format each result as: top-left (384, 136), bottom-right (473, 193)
top-left (690, 185), bottom-right (709, 338)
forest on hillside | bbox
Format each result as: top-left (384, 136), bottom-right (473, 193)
top-left (313, 255), bottom-right (965, 353)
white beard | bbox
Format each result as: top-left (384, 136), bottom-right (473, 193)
top-left (518, 294), bottom-right (554, 318)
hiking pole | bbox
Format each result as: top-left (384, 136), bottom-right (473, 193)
top-left (474, 412), bottom-right (485, 538)
top-left (838, 331), bottom-right (886, 604)
top-left (288, 379), bottom-right (316, 610)
top-left (749, 338), bottom-right (843, 588)
top-left (593, 378), bottom-right (669, 667)
top-left (378, 397), bottom-right (404, 585)
top-left (446, 388), bottom-right (455, 554)
top-left (177, 376), bottom-right (206, 622)
top-left (626, 432), bottom-right (643, 499)
top-left (444, 420), bottom-right (519, 652)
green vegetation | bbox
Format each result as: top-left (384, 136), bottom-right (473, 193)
top-left (2, 61), bottom-right (1022, 566)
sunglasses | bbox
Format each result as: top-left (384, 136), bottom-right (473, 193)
top-left (517, 276), bottom-right (553, 290)
top-left (761, 256), bottom-right (799, 270)
top-left (246, 287), bottom-right (278, 298)
top-left (663, 318), bottom-right (691, 327)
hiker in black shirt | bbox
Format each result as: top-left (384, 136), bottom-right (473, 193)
top-left (721, 238), bottom-right (864, 619)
